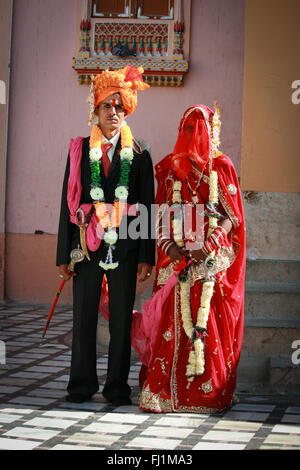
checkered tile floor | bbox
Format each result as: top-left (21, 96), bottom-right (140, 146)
top-left (0, 302), bottom-right (300, 451)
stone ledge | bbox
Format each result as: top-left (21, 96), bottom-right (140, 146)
top-left (245, 318), bottom-right (300, 328)
top-left (270, 355), bottom-right (300, 369)
top-left (245, 258), bottom-right (300, 283)
top-left (246, 281), bottom-right (300, 294)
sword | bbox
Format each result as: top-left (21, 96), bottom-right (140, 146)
top-left (76, 208), bottom-right (91, 261)
top-left (41, 246), bottom-right (85, 340)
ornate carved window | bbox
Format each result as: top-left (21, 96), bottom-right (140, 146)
top-left (73, 0), bottom-right (190, 86)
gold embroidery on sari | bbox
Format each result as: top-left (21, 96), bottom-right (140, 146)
top-left (227, 352), bottom-right (234, 381)
top-left (170, 284), bottom-right (181, 410)
top-left (139, 385), bottom-right (219, 414)
top-left (163, 329), bottom-right (172, 342)
top-left (219, 283), bottom-right (225, 297)
top-left (218, 183), bottom-right (240, 228)
top-left (176, 404), bottom-right (220, 414)
top-left (154, 357), bottom-right (167, 376)
top-left (139, 384), bottom-right (172, 412)
top-left (201, 378), bottom-right (213, 394)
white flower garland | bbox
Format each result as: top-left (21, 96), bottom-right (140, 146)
top-left (172, 103), bottom-right (222, 386)
top-left (207, 170), bottom-right (218, 237)
top-left (174, 177), bottom-right (218, 386)
top-left (171, 180), bottom-right (185, 248)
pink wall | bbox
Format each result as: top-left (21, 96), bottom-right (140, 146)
top-left (6, 0), bottom-right (245, 235)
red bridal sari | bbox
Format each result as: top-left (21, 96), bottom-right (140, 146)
top-left (136, 105), bottom-right (246, 413)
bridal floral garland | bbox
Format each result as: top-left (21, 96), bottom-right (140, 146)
top-left (89, 122), bottom-right (134, 270)
top-left (173, 174), bottom-right (218, 386)
top-left (172, 104), bottom-right (222, 386)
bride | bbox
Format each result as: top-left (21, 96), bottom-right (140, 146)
top-left (133, 104), bottom-right (246, 413)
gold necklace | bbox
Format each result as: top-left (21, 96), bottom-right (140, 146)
top-left (186, 167), bottom-right (204, 204)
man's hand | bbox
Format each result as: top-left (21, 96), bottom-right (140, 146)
top-left (58, 264), bottom-right (76, 282)
top-left (189, 248), bottom-right (207, 264)
top-left (137, 263), bottom-right (153, 283)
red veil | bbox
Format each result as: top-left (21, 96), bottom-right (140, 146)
top-left (171, 104), bottom-right (213, 178)
top-left (132, 105), bottom-right (246, 413)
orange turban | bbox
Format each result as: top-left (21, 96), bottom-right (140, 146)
top-left (88, 65), bottom-right (149, 125)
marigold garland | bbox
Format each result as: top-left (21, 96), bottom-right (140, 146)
top-left (89, 122), bottom-right (134, 270)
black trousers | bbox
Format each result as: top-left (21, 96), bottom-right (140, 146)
top-left (67, 251), bottom-right (138, 400)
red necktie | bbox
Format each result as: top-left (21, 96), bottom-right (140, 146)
top-left (101, 143), bottom-right (113, 178)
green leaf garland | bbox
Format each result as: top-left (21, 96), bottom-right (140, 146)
top-left (90, 161), bottom-right (101, 188)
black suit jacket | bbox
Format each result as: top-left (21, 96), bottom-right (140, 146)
top-left (56, 136), bottom-right (155, 267)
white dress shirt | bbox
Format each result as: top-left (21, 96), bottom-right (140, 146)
top-left (102, 131), bottom-right (120, 162)
top-left (102, 120), bottom-right (127, 162)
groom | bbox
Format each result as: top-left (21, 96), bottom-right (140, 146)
top-left (56, 66), bottom-right (155, 406)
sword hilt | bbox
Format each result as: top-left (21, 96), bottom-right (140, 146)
top-left (76, 208), bottom-right (87, 227)
top-left (68, 246), bottom-right (85, 271)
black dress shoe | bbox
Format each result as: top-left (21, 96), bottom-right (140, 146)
top-left (102, 392), bottom-right (132, 406)
top-left (65, 394), bottom-right (92, 403)
top-left (110, 397), bottom-right (132, 406)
